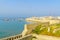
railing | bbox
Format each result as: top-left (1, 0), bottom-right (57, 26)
top-left (15, 34), bottom-right (32, 40)
top-left (0, 34), bottom-right (32, 40)
top-left (0, 34), bottom-right (22, 40)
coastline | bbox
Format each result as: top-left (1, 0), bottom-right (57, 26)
top-left (1, 16), bottom-right (60, 40)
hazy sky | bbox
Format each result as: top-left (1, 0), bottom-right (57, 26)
top-left (0, 0), bottom-right (60, 17)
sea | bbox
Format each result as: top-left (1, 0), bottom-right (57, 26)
top-left (0, 18), bottom-right (27, 39)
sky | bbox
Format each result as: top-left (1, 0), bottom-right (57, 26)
top-left (0, 0), bottom-right (60, 17)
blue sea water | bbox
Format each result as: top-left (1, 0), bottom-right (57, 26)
top-left (0, 19), bottom-right (27, 38)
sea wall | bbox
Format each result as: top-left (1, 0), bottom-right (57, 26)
top-left (22, 24), bottom-right (28, 36)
